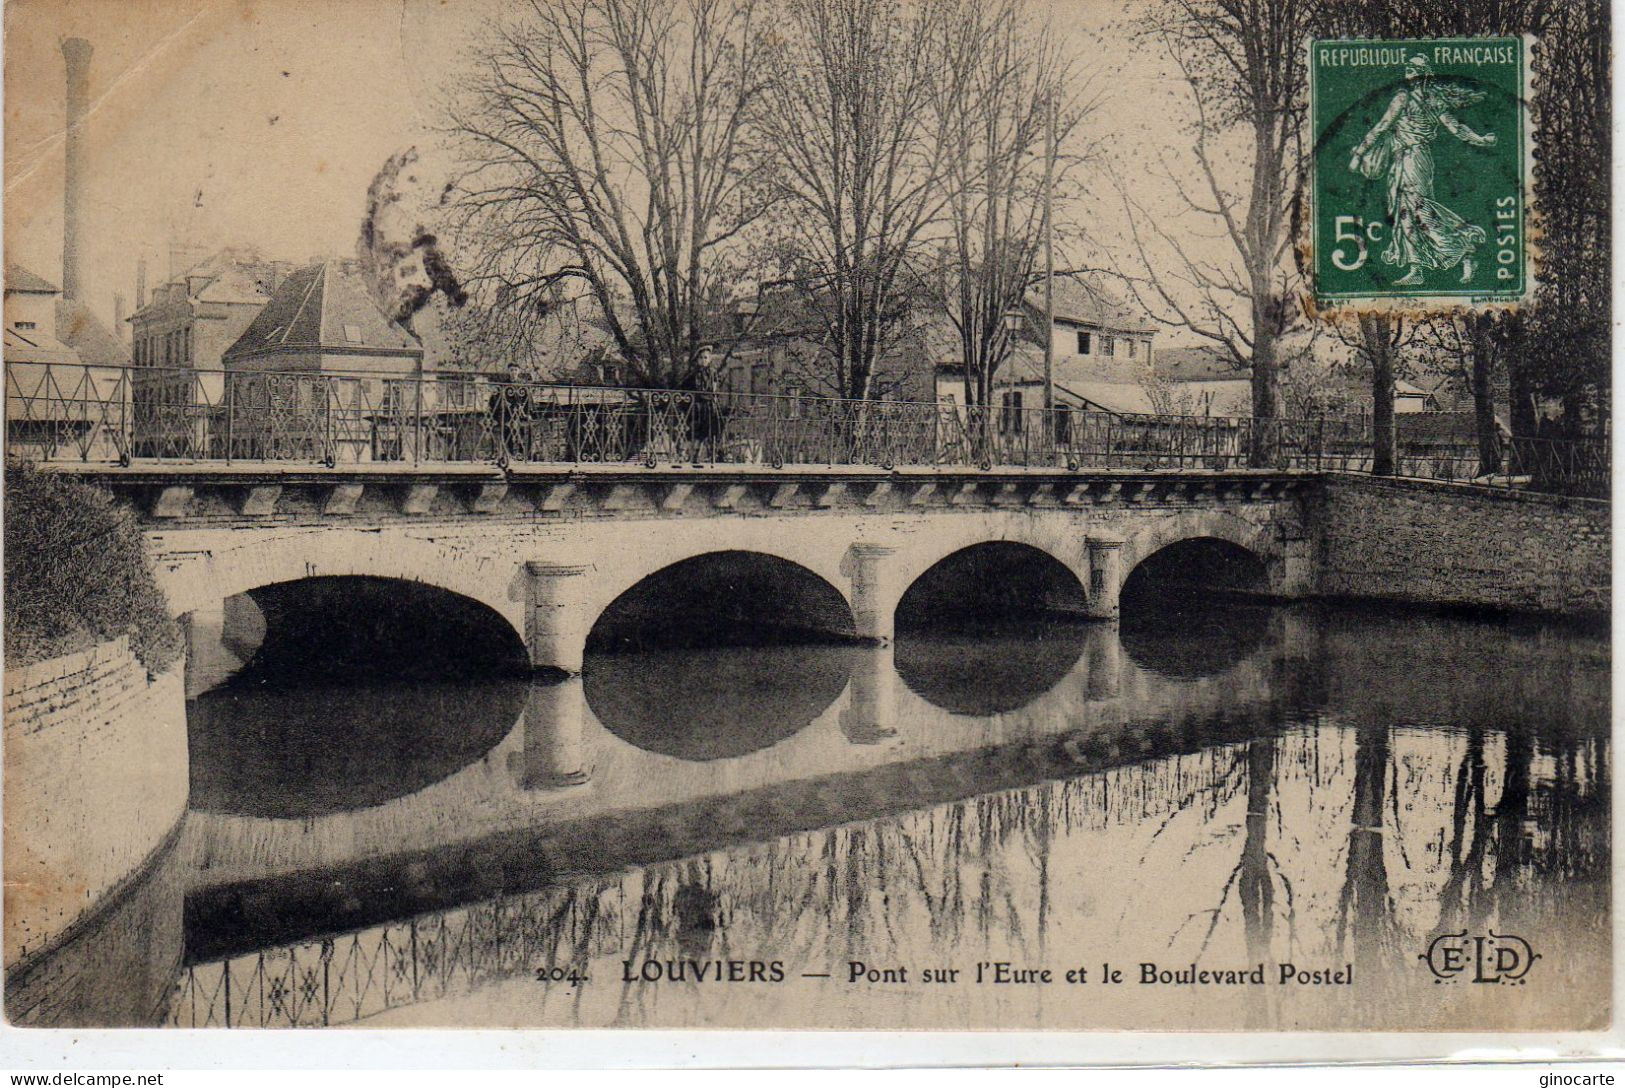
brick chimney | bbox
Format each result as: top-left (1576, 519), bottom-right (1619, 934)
top-left (61, 37), bottom-right (93, 302)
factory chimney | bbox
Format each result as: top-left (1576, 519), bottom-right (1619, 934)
top-left (136, 258), bottom-right (148, 310)
top-left (113, 292), bottom-right (127, 341)
top-left (61, 37), bottom-right (93, 302)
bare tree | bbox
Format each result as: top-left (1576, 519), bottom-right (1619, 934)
top-left (449, 0), bottom-right (771, 390)
top-left (1526, 0), bottom-right (1609, 433)
top-left (1322, 313), bottom-right (1417, 476)
top-left (1410, 311), bottom-right (1512, 475)
top-left (1114, 0), bottom-right (1312, 466)
top-left (753, 0), bottom-right (965, 401)
top-left (926, 0), bottom-right (1084, 410)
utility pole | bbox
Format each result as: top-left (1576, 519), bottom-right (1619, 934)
top-left (1042, 89), bottom-right (1056, 414)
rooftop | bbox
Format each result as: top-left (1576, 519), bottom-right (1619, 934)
top-left (223, 261), bottom-right (421, 362)
top-left (6, 263), bottom-right (60, 295)
top-left (1024, 274), bottom-right (1154, 334)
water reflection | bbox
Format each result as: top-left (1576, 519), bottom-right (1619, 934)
top-left (14, 593), bottom-right (1609, 1032)
top-left (169, 717), bottom-right (1609, 1031)
top-left (515, 678), bottom-right (592, 788)
top-left (894, 618), bottom-right (1090, 714)
top-left (1117, 594), bottom-right (1271, 678)
top-left (189, 678), bottom-right (526, 817)
top-left (582, 644), bottom-right (855, 760)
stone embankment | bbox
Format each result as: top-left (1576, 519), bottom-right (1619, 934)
top-left (3, 637), bottom-right (188, 974)
top-left (1316, 476), bottom-right (1609, 618)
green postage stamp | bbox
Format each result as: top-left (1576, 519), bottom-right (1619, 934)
top-left (1310, 37), bottom-right (1530, 309)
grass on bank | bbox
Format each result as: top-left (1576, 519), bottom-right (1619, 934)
top-left (4, 463), bottom-right (181, 671)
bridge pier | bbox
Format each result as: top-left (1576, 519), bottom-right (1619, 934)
top-left (1280, 534), bottom-right (1315, 597)
top-left (519, 678), bottom-right (591, 789)
top-left (1085, 624), bottom-right (1123, 699)
top-left (524, 561), bottom-right (593, 676)
top-left (840, 644), bottom-right (899, 745)
top-left (1084, 536), bottom-right (1126, 620)
top-left (846, 543), bottom-right (899, 644)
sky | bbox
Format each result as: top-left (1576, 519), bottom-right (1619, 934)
top-left (3, 0), bottom-right (1197, 339)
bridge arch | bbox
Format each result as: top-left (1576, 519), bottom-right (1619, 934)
top-left (890, 523), bottom-right (1091, 625)
top-left (585, 548), bottom-right (858, 652)
top-left (151, 529), bottom-right (529, 643)
top-left (895, 539), bottom-right (1089, 629)
top-left (1119, 511), bottom-right (1285, 599)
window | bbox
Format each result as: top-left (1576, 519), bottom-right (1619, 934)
top-left (1102, 335), bottom-right (1115, 356)
top-left (343, 323), bottom-right (362, 343)
top-left (1126, 339), bottom-right (1137, 358)
top-left (12, 320), bottom-right (35, 331)
top-left (1076, 330), bottom-right (1090, 355)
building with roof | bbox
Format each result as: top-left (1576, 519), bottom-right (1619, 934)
top-left (130, 247), bottom-right (290, 376)
top-left (932, 274), bottom-right (1162, 423)
top-left (219, 260), bottom-right (429, 461)
top-left (5, 263), bottom-right (127, 461)
top-left (126, 247), bottom-right (293, 456)
top-left (1024, 274), bottom-right (1157, 372)
top-left (1140, 344), bottom-right (1253, 418)
top-left (222, 259), bottom-right (424, 374)
top-left (5, 264), bottom-right (76, 368)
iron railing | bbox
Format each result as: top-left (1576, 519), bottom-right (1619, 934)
top-left (168, 882), bottom-right (619, 1028)
top-left (3, 361), bottom-right (1610, 494)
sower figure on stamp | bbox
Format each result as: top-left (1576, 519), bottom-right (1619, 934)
top-left (1349, 55), bottom-right (1496, 286)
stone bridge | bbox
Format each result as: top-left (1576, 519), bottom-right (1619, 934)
top-left (64, 463), bottom-right (1318, 677)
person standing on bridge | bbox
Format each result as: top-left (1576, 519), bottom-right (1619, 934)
top-left (489, 362), bottom-right (535, 462)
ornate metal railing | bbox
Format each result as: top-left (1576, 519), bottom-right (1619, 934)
top-left (3, 362), bottom-right (1609, 494)
top-left (169, 882), bottom-right (620, 1028)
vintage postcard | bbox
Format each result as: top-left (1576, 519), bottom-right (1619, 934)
top-left (0, 0), bottom-right (1613, 1062)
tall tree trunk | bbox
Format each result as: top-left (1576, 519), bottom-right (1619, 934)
top-left (1467, 315), bottom-right (1502, 475)
top-left (1249, 320), bottom-right (1283, 468)
top-left (1361, 314), bottom-right (1396, 476)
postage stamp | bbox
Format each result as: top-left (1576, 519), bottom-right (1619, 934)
top-left (0, 0), bottom-right (1613, 1070)
top-left (1310, 37), bottom-right (1530, 309)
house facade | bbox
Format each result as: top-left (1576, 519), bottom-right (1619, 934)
top-left (218, 260), bottom-right (431, 461)
top-left (127, 248), bottom-right (292, 455)
top-left (5, 263), bottom-right (128, 460)
top-left (933, 275), bottom-right (1162, 426)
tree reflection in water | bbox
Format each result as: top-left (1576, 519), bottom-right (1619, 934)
top-left (155, 600), bottom-right (1616, 1029)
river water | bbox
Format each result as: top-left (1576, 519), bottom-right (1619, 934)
top-left (7, 599), bottom-right (1609, 1031)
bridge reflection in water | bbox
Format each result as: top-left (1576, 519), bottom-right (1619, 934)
top-left (132, 599), bottom-right (1609, 1032)
top-left (6, 558), bottom-right (1605, 1029)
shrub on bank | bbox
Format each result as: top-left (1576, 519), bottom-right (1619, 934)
top-left (4, 464), bottom-right (181, 671)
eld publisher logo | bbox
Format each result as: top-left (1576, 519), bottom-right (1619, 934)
top-left (1420, 931), bottom-right (1539, 984)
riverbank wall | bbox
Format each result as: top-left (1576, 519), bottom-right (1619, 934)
top-left (3, 637), bottom-right (189, 978)
top-left (1315, 475), bottom-right (1610, 619)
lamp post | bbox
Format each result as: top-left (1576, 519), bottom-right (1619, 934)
top-left (1000, 308), bottom-right (1025, 412)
